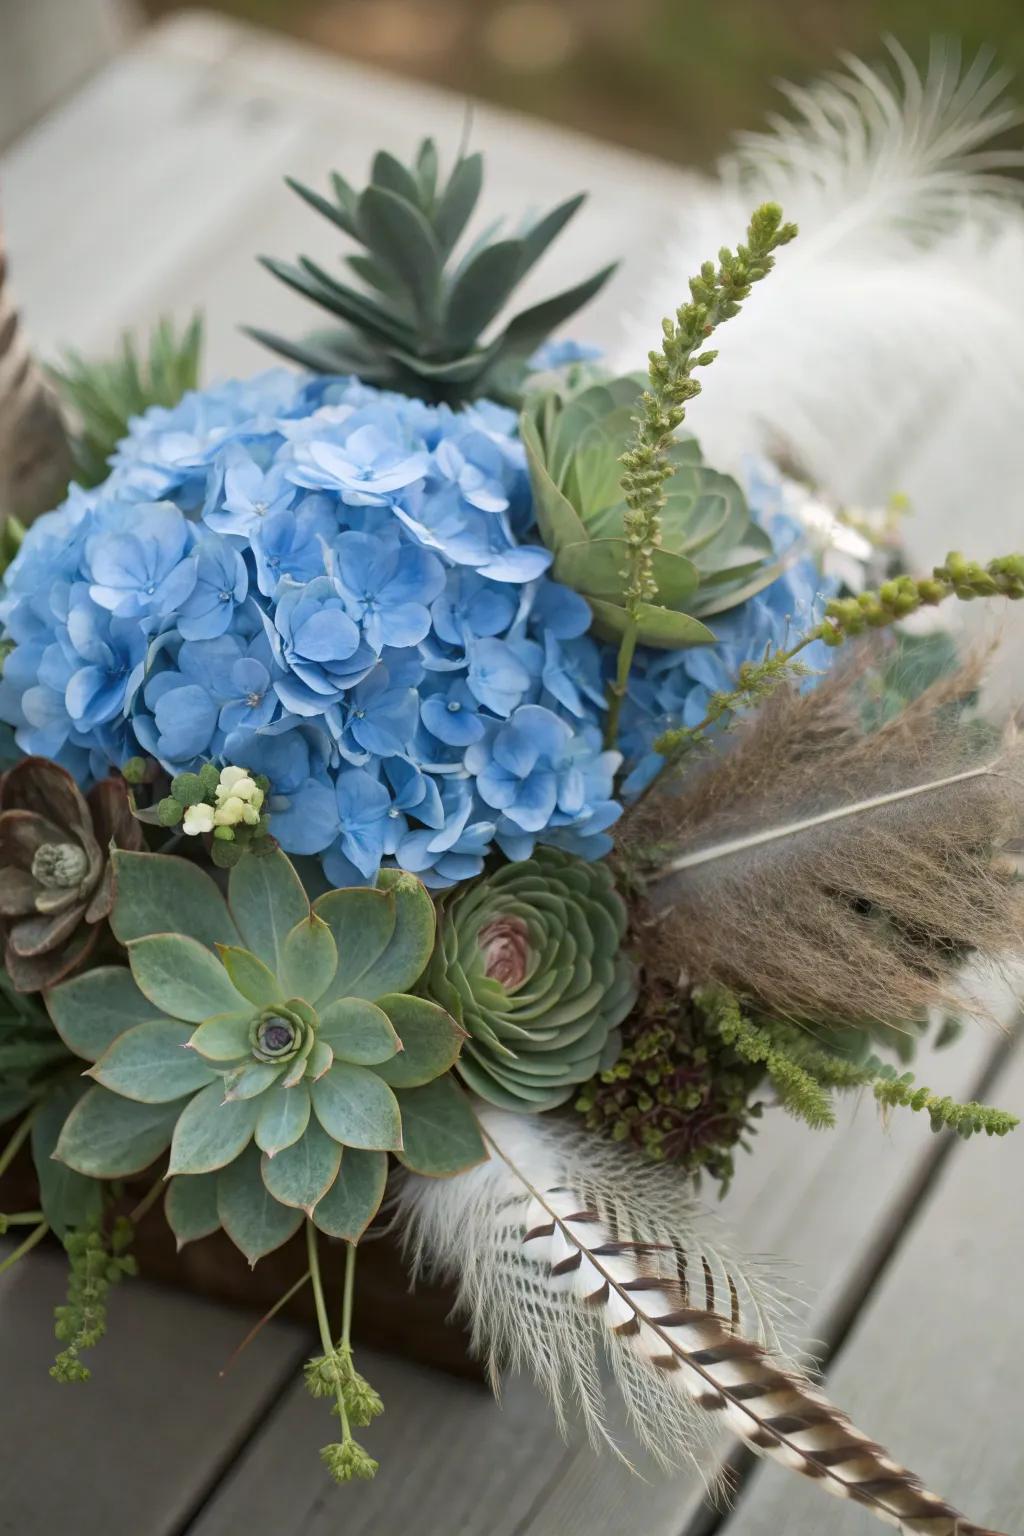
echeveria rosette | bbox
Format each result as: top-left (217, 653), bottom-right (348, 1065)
top-left (425, 848), bottom-right (638, 1110)
top-left (45, 846), bottom-right (485, 1263)
top-left (0, 756), bottom-right (143, 991)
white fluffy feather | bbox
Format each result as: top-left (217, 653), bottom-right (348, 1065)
top-left (615, 40), bottom-right (1024, 563)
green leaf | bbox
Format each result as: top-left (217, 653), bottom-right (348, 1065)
top-left (89, 1020), bottom-right (216, 1103)
top-left (280, 914), bottom-right (338, 1004)
top-left (255, 1083), bottom-right (311, 1156)
top-left (216, 947), bottom-right (283, 1006)
top-left (373, 995), bottom-right (464, 1088)
top-left (46, 965), bottom-right (164, 1062)
top-left (433, 152), bottom-right (482, 256)
top-left (496, 263), bottom-right (617, 364)
top-left (358, 185), bottom-right (442, 330)
top-left (260, 1118), bottom-right (342, 1214)
top-left (167, 1081), bottom-right (258, 1175)
top-left (586, 596), bottom-right (716, 649)
top-left (519, 410), bottom-right (588, 550)
top-left (217, 1144), bottom-right (303, 1265)
top-left (31, 1083), bottom-right (104, 1239)
top-left (111, 850), bottom-right (239, 951)
top-left (318, 998), bottom-right (399, 1066)
top-left (188, 1011), bottom-right (253, 1065)
top-left (318, 873), bottom-right (435, 1005)
top-left (228, 847), bottom-right (309, 974)
top-left (311, 1063), bottom-right (402, 1151)
top-left (371, 149), bottom-right (423, 208)
top-left (128, 934), bottom-right (244, 1023)
top-left (314, 887), bottom-right (395, 1002)
top-left (444, 238), bottom-right (525, 349)
top-left (285, 174), bottom-right (359, 238)
top-left (165, 1173), bottom-right (221, 1249)
top-left (222, 1061), bottom-right (284, 1101)
top-left (394, 1077), bottom-right (486, 1176)
top-left (56, 1086), bottom-right (181, 1178)
top-left (312, 1149), bottom-right (387, 1241)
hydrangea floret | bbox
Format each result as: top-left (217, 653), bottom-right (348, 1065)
top-left (45, 846), bottom-right (484, 1262)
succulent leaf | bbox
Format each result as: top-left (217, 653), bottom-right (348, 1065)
top-left (30, 1082), bottom-right (105, 1240)
top-left (317, 998), bottom-right (400, 1066)
top-left (217, 1144), bottom-right (304, 1265)
top-left (393, 1077), bottom-right (486, 1176)
top-left (372, 994), bottom-right (464, 1088)
top-left (46, 965), bottom-right (165, 1062)
top-left (312, 1148), bottom-right (388, 1240)
top-left (167, 1081), bottom-right (260, 1176)
top-left (127, 934), bottom-right (246, 1023)
top-left (227, 846), bottom-right (310, 974)
top-left (311, 1064), bottom-right (403, 1152)
top-left (88, 1020), bottom-right (216, 1103)
top-left (280, 914), bottom-right (338, 1004)
top-left (165, 1172), bottom-right (221, 1250)
top-left (255, 140), bottom-right (614, 404)
top-left (56, 1086), bottom-right (181, 1178)
top-left (255, 1083), bottom-right (312, 1157)
top-left (259, 1117), bottom-right (342, 1214)
top-left (216, 946), bottom-right (284, 1006)
top-left (111, 849), bottom-right (240, 952)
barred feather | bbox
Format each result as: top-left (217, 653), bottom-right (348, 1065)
top-left (397, 1109), bottom-right (1004, 1533)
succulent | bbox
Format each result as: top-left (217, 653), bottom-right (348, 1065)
top-left (520, 375), bottom-right (791, 646)
top-left (0, 758), bottom-right (143, 991)
top-left (50, 314), bottom-right (203, 489)
top-left (251, 139), bottom-right (616, 405)
top-left (46, 846), bottom-right (484, 1263)
top-left (425, 848), bottom-right (637, 1111)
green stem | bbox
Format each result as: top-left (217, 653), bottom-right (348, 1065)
top-left (0, 1109), bottom-right (35, 1180)
top-left (306, 1221), bottom-right (350, 1441)
top-left (2, 1210), bottom-right (44, 1226)
top-left (341, 1241), bottom-right (357, 1351)
top-left (604, 619), bottom-right (639, 753)
top-left (0, 1219), bottom-right (49, 1275)
top-left (128, 1176), bottom-right (166, 1225)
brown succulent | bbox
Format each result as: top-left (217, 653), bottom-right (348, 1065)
top-left (0, 756), bottom-right (143, 991)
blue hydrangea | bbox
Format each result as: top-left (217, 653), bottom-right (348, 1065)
top-left (0, 372), bottom-right (836, 886)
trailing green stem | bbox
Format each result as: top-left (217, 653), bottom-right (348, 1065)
top-left (0, 1109), bottom-right (35, 1180)
top-left (0, 1218), bottom-right (49, 1275)
top-left (306, 1220), bottom-right (349, 1440)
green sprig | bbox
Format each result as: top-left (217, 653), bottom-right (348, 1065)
top-left (604, 202), bottom-right (797, 751)
top-left (305, 1224), bottom-right (381, 1484)
top-left (51, 1214), bottom-right (136, 1383)
top-left (819, 553), bottom-right (1024, 645)
top-left (872, 1071), bottom-right (1019, 1137)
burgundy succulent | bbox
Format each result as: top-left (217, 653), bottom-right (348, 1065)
top-left (0, 757), bottom-right (143, 991)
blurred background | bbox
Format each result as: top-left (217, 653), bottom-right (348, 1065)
top-left (3, 0), bottom-right (1023, 162)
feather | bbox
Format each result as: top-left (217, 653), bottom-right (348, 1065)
top-left (626, 657), bottom-right (1024, 1026)
top-left (614, 40), bottom-right (1024, 554)
top-left (397, 1107), bottom-right (1006, 1535)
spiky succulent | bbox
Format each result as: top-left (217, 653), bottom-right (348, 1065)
top-left (0, 757), bottom-right (143, 991)
top-left (50, 314), bottom-right (203, 488)
top-left (251, 139), bottom-right (616, 404)
top-left (424, 849), bottom-right (637, 1111)
top-left (521, 375), bottom-right (791, 646)
top-left (46, 847), bottom-right (484, 1262)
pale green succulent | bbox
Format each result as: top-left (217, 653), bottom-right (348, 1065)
top-left (424, 849), bottom-right (637, 1111)
top-left (520, 375), bottom-right (792, 647)
top-left (46, 847), bottom-right (484, 1263)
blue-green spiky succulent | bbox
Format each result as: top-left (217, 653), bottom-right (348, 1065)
top-left (46, 847), bottom-right (484, 1262)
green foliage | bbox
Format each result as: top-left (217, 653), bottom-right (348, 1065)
top-left (693, 985), bottom-right (1019, 1139)
top-left (0, 970), bottom-right (73, 1125)
top-left (50, 315), bottom-right (203, 488)
top-left (426, 848), bottom-right (637, 1111)
top-left (147, 763), bottom-right (272, 867)
top-left (819, 553), bottom-right (1024, 646)
top-left (251, 139), bottom-right (615, 404)
top-left (48, 846), bottom-right (480, 1260)
top-left (575, 982), bottom-right (764, 1187)
top-left (51, 1213), bottom-right (136, 1383)
top-left (521, 205), bottom-right (796, 661)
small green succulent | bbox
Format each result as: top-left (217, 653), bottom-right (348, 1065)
top-left (251, 138), bottom-right (615, 405)
top-left (425, 849), bottom-right (637, 1111)
top-left (520, 375), bottom-right (791, 647)
top-left (46, 847), bottom-right (484, 1263)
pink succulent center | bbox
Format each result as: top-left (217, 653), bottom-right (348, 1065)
top-left (479, 915), bottom-right (530, 990)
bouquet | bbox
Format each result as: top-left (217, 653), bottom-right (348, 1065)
top-left (1, 41), bottom-right (1022, 1534)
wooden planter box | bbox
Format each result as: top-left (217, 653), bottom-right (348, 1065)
top-left (0, 1157), bottom-right (479, 1378)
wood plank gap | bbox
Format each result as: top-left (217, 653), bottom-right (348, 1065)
top-left (680, 1020), bottom-right (1023, 1536)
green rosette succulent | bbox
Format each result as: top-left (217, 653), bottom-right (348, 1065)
top-left (44, 847), bottom-right (484, 1263)
top-left (425, 849), bottom-right (638, 1111)
top-left (520, 375), bottom-right (792, 647)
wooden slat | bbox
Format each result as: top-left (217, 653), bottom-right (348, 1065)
top-left (717, 1037), bottom-right (1024, 1536)
top-left (0, 1242), bottom-right (309, 1536)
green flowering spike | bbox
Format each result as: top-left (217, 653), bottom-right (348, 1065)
top-left (46, 846), bottom-right (475, 1262)
top-left (250, 140), bottom-right (615, 405)
top-left (424, 849), bottom-right (638, 1111)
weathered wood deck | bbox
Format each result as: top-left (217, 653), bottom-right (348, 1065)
top-left (1, 14), bottom-right (1021, 1534)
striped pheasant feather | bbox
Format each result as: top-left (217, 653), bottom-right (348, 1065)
top-left (398, 1108), bottom-right (1005, 1536)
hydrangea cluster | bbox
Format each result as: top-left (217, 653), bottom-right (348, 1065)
top-left (0, 370), bottom-right (835, 887)
top-left (0, 372), bottom-right (623, 887)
